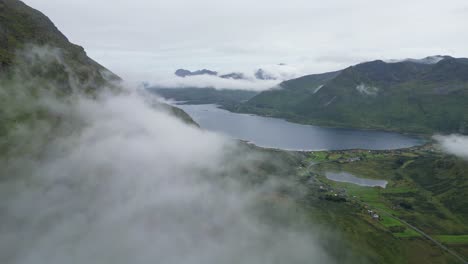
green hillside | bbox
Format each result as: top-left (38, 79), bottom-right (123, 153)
top-left (149, 87), bottom-right (258, 108)
top-left (0, 0), bottom-right (121, 89)
top-left (1, 1), bottom-right (467, 263)
top-left (235, 58), bottom-right (468, 134)
top-left (300, 145), bottom-right (468, 262)
top-left (0, 0), bottom-right (196, 155)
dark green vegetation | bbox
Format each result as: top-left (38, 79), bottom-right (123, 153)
top-left (0, 0), bottom-right (196, 154)
top-left (436, 236), bottom-right (468, 245)
top-left (149, 87), bottom-right (258, 108)
top-left (0, 0), bottom-right (120, 87)
top-left (233, 58), bottom-right (468, 135)
top-left (160, 102), bottom-right (198, 126)
top-left (237, 142), bottom-right (468, 263)
top-left (300, 144), bottom-right (468, 262)
top-left (1, 1), bottom-right (467, 263)
top-left (0, 0), bottom-right (122, 154)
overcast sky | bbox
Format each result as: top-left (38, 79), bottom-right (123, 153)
top-left (23, 0), bottom-right (468, 86)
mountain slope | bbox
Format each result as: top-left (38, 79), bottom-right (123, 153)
top-left (1, 2), bottom-right (467, 263)
top-left (149, 87), bottom-right (258, 108)
top-left (0, 0), bottom-right (121, 90)
top-left (237, 57), bottom-right (468, 134)
top-left (0, 0), bottom-right (196, 155)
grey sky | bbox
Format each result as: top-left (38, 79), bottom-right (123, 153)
top-left (23, 0), bottom-right (468, 86)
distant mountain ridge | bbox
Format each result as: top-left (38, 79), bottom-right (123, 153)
top-left (149, 87), bottom-right (258, 108)
top-left (219, 72), bottom-right (246, 80)
top-left (175, 69), bottom-right (218, 77)
top-left (254, 68), bottom-right (277, 80)
top-left (386, 55), bottom-right (452, 64)
top-left (233, 56), bottom-right (468, 134)
top-left (174, 67), bottom-right (282, 81)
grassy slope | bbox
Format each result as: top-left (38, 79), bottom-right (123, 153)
top-left (245, 144), bottom-right (466, 263)
top-left (1, 1), bottom-right (466, 263)
top-left (149, 87), bottom-right (258, 108)
top-left (236, 59), bottom-right (468, 135)
top-left (0, 0), bottom-right (120, 86)
top-left (0, 0), bottom-right (197, 153)
top-left (231, 71), bottom-right (340, 112)
top-left (0, 0), bottom-right (121, 155)
top-left (162, 102), bottom-right (199, 126)
top-left (302, 145), bottom-right (468, 261)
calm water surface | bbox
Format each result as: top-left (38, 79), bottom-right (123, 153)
top-left (177, 104), bottom-right (423, 151)
top-left (325, 172), bottom-right (388, 188)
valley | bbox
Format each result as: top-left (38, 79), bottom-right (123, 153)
top-left (1, 0), bottom-right (467, 263)
top-left (248, 142), bottom-right (468, 263)
top-left (150, 63), bottom-right (468, 263)
top-left (300, 145), bottom-right (468, 262)
top-left (153, 90), bottom-right (468, 262)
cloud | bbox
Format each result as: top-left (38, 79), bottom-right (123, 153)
top-left (0, 91), bottom-right (338, 263)
top-left (148, 74), bottom-right (281, 91)
top-left (145, 64), bottom-right (305, 91)
top-left (434, 134), bottom-right (468, 159)
top-left (23, 0), bottom-right (468, 84)
top-left (257, 63), bottom-right (303, 80)
top-left (0, 46), bottom-right (342, 264)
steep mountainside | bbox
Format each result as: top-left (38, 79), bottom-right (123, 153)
top-left (0, 0), bottom-right (121, 90)
top-left (237, 57), bottom-right (468, 134)
top-left (0, 0), bottom-right (195, 155)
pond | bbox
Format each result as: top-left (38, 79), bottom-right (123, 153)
top-left (325, 172), bottom-right (388, 188)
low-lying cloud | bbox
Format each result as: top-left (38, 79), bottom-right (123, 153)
top-left (0, 47), bottom-right (341, 264)
top-left (148, 74), bottom-right (280, 91)
top-left (145, 64), bottom-right (303, 91)
top-left (24, 0), bottom-right (468, 86)
top-left (0, 91), bottom-right (336, 263)
top-left (434, 134), bottom-right (468, 159)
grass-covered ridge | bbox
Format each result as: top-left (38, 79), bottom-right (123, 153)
top-left (233, 58), bottom-right (468, 135)
top-left (149, 87), bottom-right (258, 108)
top-left (301, 145), bottom-right (468, 261)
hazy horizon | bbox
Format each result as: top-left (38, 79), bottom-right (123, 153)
top-left (22, 0), bottom-right (468, 89)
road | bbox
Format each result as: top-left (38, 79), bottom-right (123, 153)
top-left (308, 160), bottom-right (467, 263)
top-left (379, 210), bottom-right (467, 264)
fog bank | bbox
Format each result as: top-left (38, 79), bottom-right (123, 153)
top-left (145, 63), bottom-right (302, 91)
top-left (0, 86), bottom-right (337, 263)
top-left (434, 134), bottom-right (468, 159)
top-left (148, 74), bottom-right (280, 91)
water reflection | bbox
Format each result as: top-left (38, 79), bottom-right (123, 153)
top-left (177, 104), bottom-right (423, 151)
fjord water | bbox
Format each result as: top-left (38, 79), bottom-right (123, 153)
top-left (176, 104), bottom-right (423, 151)
top-left (325, 172), bottom-right (388, 188)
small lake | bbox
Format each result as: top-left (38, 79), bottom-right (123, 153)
top-left (326, 172), bottom-right (388, 188)
top-left (176, 104), bottom-right (423, 151)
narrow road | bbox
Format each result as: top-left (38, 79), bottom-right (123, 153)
top-left (379, 210), bottom-right (467, 264)
top-left (307, 161), bottom-right (467, 263)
